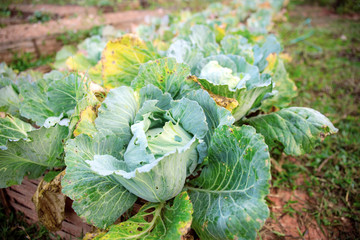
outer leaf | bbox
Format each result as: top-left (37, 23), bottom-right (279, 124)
top-left (0, 125), bottom-right (68, 188)
top-left (132, 58), bottom-right (192, 99)
top-left (32, 171), bottom-right (66, 231)
top-left (97, 191), bottom-right (193, 240)
top-left (261, 56), bottom-right (297, 111)
top-left (166, 39), bottom-right (204, 73)
top-left (0, 63), bottom-right (17, 80)
top-left (253, 35), bottom-right (281, 72)
top-left (221, 35), bottom-right (254, 64)
top-left (187, 125), bottom-right (271, 240)
top-left (139, 84), bottom-right (172, 110)
top-left (19, 80), bottom-right (55, 126)
top-left (53, 45), bottom-right (77, 70)
top-left (68, 88), bottom-right (100, 136)
top-left (62, 133), bottom-right (137, 228)
top-left (232, 73), bottom-right (272, 121)
top-left (246, 107), bottom-right (338, 156)
top-left (65, 53), bottom-right (93, 71)
top-left (95, 86), bottom-right (139, 143)
top-left (0, 115), bottom-right (34, 150)
top-left (189, 25), bottom-right (219, 56)
top-left (0, 85), bottom-right (20, 115)
top-left (246, 9), bottom-right (272, 34)
top-left (47, 74), bottom-right (86, 114)
top-left (19, 73), bottom-right (86, 127)
top-left (73, 106), bottom-right (97, 137)
top-left (88, 61), bottom-right (103, 85)
top-left (185, 89), bottom-right (235, 145)
top-left (101, 34), bottom-right (155, 88)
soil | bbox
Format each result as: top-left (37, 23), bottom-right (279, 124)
top-left (0, 5), bottom-right (166, 63)
top-left (260, 177), bottom-right (328, 240)
top-left (289, 5), bottom-right (360, 26)
top-left (9, 4), bottom-right (98, 17)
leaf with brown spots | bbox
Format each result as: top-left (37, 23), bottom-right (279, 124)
top-left (73, 106), bottom-right (98, 137)
top-left (187, 125), bottom-right (271, 240)
top-left (188, 75), bottom-right (239, 112)
top-left (32, 171), bottom-right (66, 232)
top-left (101, 34), bottom-right (157, 88)
top-left (246, 107), bottom-right (338, 155)
top-left (132, 57), bottom-right (197, 99)
top-left (95, 191), bottom-right (193, 240)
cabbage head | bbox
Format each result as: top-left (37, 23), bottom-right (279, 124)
top-left (62, 60), bottom-right (234, 229)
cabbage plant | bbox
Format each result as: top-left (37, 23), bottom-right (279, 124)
top-left (61, 58), bottom-right (276, 239)
top-left (0, 69), bottom-right (89, 188)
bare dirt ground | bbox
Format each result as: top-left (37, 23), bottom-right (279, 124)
top-left (289, 5), bottom-right (360, 25)
top-left (8, 4), bottom-right (98, 17)
top-left (261, 177), bottom-right (327, 240)
top-left (0, 5), bottom-right (165, 63)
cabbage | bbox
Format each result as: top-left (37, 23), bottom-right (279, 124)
top-left (62, 59), bottom-right (234, 229)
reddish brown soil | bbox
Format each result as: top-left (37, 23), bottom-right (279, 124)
top-left (0, 5), bottom-right (166, 63)
top-left (289, 5), bottom-right (360, 26)
top-left (9, 4), bottom-right (98, 17)
top-left (260, 183), bottom-right (327, 239)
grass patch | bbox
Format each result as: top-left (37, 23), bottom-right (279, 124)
top-left (0, 202), bottom-right (54, 240)
top-left (9, 52), bottom-right (55, 72)
top-left (272, 6), bottom-right (360, 238)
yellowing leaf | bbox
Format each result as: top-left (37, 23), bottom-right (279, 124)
top-left (65, 53), bottom-right (93, 71)
top-left (189, 75), bottom-right (238, 111)
top-left (88, 61), bottom-right (103, 85)
top-left (101, 34), bottom-right (154, 88)
top-left (253, 35), bottom-right (264, 42)
top-left (215, 25), bottom-right (226, 43)
top-left (264, 53), bottom-right (277, 72)
top-left (73, 106), bottom-right (98, 137)
top-left (280, 53), bottom-right (292, 62)
top-left (95, 191), bottom-right (193, 240)
top-left (261, 57), bottom-right (298, 111)
top-left (83, 229), bottom-right (107, 240)
top-left (153, 39), bottom-right (169, 51)
top-left (209, 92), bottom-right (239, 112)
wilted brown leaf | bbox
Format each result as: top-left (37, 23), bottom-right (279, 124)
top-left (32, 171), bottom-right (66, 232)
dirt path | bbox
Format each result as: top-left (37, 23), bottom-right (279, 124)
top-left (0, 6), bottom-right (165, 63)
top-left (8, 4), bottom-right (98, 17)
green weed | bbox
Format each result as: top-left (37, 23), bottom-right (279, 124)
top-left (28, 11), bottom-right (52, 23)
top-left (0, 202), bottom-right (53, 240)
top-left (9, 52), bottom-right (55, 72)
top-left (56, 26), bottom-right (102, 45)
